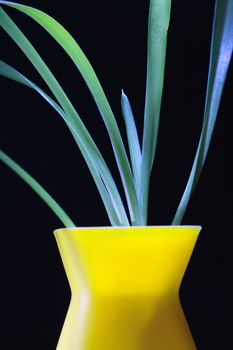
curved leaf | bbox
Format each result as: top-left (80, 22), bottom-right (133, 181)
top-left (173, 0), bottom-right (233, 224)
top-left (0, 10), bottom-right (129, 226)
top-left (0, 60), bottom-right (124, 225)
top-left (0, 1), bottom-right (142, 225)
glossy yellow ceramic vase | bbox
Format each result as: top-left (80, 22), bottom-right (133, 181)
top-left (54, 226), bottom-right (201, 350)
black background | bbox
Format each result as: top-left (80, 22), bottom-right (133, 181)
top-left (1, 0), bottom-right (233, 348)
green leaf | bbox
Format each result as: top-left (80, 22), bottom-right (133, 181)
top-left (0, 60), bottom-right (125, 226)
top-left (121, 90), bottom-right (141, 197)
top-left (140, 0), bottom-right (172, 223)
top-left (0, 10), bottom-right (130, 226)
top-left (0, 1), bottom-right (142, 225)
top-left (0, 150), bottom-right (76, 228)
top-left (173, 0), bottom-right (233, 224)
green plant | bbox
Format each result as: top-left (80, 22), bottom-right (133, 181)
top-left (0, 0), bottom-right (232, 227)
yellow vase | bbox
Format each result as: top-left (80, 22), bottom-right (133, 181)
top-left (53, 226), bottom-right (201, 350)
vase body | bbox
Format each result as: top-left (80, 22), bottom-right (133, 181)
top-left (54, 226), bottom-right (200, 350)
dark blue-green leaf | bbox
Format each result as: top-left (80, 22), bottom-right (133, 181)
top-left (173, 0), bottom-right (233, 224)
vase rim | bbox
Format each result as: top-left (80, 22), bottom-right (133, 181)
top-left (54, 225), bottom-right (202, 234)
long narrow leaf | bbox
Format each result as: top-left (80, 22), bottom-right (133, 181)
top-left (121, 90), bottom-right (141, 196)
top-left (0, 150), bottom-right (75, 227)
top-left (0, 1), bottom-right (142, 225)
top-left (0, 8), bottom-right (130, 226)
top-left (0, 60), bottom-right (123, 226)
top-left (173, 0), bottom-right (233, 224)
top-left (140, 0), bottom-right (172, 223)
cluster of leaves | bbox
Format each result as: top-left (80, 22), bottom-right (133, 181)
top-left (0, 0), bottom-right (232, 227)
